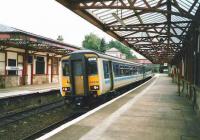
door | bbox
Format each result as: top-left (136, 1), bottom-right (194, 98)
top-left (72, 60), bottom-right (84, 95)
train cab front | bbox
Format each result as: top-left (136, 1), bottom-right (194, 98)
top-left (61, 52), bottom-right (100, 106)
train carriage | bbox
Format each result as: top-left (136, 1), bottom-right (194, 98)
top-left (61, 50), bottom-right (153, 104)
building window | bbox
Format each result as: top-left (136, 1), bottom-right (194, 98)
top-left (103, 61), bottom-right (110, 79)
top-left (36, 56), bottom-right (45, 74)
top-left (52, 58), bottom-right (58, 75)
top-left (8, 59), bottom-right (17, 75)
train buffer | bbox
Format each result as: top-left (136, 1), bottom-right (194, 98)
top-left (0, 83), bottom-right (59, 99)
top-left (38, 74), bottom-right (200, 140)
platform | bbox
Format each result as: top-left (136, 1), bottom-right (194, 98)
top-left (0, 83), bottom-right (59, 99)
top-left (40, 74), bottom-right (200, 140)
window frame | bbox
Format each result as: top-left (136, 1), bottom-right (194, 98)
top-left (87, 57), bottom-right (98, 75)
top-left (35, 56), bottom-right (45, 75)
top-left (7, 59), bottom-right (17, 76)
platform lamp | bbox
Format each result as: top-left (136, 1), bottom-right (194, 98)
top-left (112, 0), bottom-right (126, 28)
top-left (112, 13), bottom-right (126, 27)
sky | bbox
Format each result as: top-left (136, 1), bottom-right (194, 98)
top-left (0, 0), bottom-right (144, 58)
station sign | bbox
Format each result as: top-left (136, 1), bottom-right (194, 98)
top-left (6, 66), bottom-right (23, 70)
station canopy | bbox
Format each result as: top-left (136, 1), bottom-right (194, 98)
top-left (57, 0), bottom-right (200, 63)
top-left (0, 24), bottom-right (79, 56)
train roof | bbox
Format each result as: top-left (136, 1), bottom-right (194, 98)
top-left (70, 49), bottom-right (143, 66)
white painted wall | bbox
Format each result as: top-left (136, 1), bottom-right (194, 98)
top-left (7, 52), bottom-right (17, 61)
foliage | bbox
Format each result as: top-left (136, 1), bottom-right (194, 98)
top-left (82, 33), bottom-right (101, 51)
top-left (99, 38), bottom-right (106, 53)
top-left (82, 33), bottom-right (137, 59)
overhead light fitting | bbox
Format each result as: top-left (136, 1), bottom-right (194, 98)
top-left (112, 13), bottom-right (126, 27)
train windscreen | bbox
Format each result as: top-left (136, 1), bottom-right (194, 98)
top-left (88, 58), bottom-right (98, 75)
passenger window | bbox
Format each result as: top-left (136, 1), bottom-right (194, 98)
top-left (120, 65), bottom-right (124, 76)
top-left (88, 58), bottom-right (98, 75)
top-left (113, 63), bottom-right (120, 77)
top-left (132, 66), bottom-right (137, 75)
top-left (62, 60), bottom-right (70, 76)
top-left (125, 65), bottom-right (129, 76)
top-left (103, 61), bottom-right (110, 79)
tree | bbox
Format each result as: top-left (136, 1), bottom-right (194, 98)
top-left (82, 33), bottom-right (137, 59)
top-left (57, 35), bottom-right (64, 42)
top-left (82, 33), bottom-right (101, 51)
top-left (99, 38), bottom-right (107, 53)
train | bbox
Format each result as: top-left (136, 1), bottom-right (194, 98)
top-left (60, 50), bottom-right (153, 105)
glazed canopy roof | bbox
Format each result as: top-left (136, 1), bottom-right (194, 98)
top-left (57, 0), bottom-right (200, 63)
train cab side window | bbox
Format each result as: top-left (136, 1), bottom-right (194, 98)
top-left (88, 58), bottom-right (98, 75)
top-left (103, 61), bottom-right (110, 79)
top-left (62, 60), bottom-right (70, 76)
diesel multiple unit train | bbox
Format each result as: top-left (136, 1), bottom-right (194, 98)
top-left (61, 50), bottom-right (153, 104)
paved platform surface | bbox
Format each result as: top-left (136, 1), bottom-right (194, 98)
top-left (0, 83), bottom-right (59, 99)
top-left (45, 74), bottom-right (200, 140)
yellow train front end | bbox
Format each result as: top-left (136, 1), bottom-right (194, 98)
top-left (61, 51), bottom-right (100, 105)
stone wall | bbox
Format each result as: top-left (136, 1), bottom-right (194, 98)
top-left (52, 75), bottom-right (59, 83)
top-left (0, 76), bottom-right (5, 88)
top-left (5, 76), bottom-right (19, 88)
top-left (33, 75), bottom-right (48, 85)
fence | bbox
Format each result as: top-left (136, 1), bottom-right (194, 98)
top-left (172, 74), bottom-right (200, 115)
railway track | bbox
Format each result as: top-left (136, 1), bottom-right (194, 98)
top-left (0, 77), bottom-right (152, 140)
top-left (22, 111), bottom-right (86, 140)
top-left (20, 77), bottom-right (152, 140)
top-left (0, 99), bottom-right (65, 127)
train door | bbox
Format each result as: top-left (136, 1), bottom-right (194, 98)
top-left (109, 61), bottom-right (114, 91)
top-left (103, 60), bottom-right (113, 91)
top-left (71, 60), bottom-right (84, 95)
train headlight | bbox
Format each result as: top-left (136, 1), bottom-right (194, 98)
top-left (90, 85), bottom-right (99, 90)
top-left (62, 87), bottom-right (70, 92)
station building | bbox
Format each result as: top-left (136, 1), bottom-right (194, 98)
top-left (105, 48), bottom-right (126, 59)
top-left (0, 24), bottom-right (79, 88)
